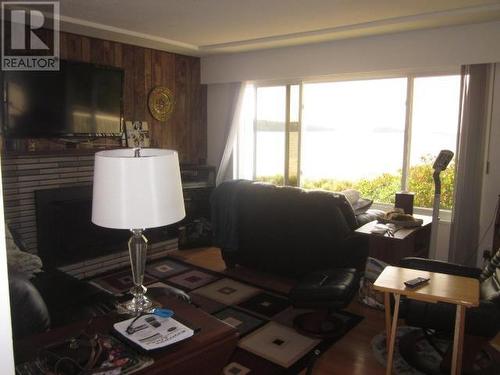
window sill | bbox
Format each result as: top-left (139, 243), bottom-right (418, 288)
top-left (371, 202), bottom-right (452, 223)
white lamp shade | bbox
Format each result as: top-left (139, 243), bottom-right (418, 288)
top-left (92, 148), bottom-right (185, 229)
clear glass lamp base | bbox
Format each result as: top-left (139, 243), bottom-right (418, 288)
top-left (116, 229), bottom-right (161, 315)
top-left (116, 296), bottom-right (160, 315)
top-left (116, 285), bottom-right (160, 315)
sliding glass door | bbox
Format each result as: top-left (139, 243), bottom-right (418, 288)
top-left (255, 86), bottom-right (286, 184)
top-left (301, 78), bottom-right (407, 203)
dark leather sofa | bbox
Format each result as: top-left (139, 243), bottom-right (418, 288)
top-left (211, 180), bottom-right (370, 278)
top-left (8, 271), bottom-right (50, 339)
top-left (9, 268), bottom-right (115, 340)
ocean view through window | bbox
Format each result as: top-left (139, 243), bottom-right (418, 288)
top-left (234, 73), bottom-right (460, 209)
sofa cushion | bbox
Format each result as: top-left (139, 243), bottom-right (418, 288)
top-left (5, 225), bottom-right (43, 279)
top-left (352, 198), bottom-right (373, 215)
top-left (341, 189), bottom-right (373, 215)
top-left (342, 189), bottom-right (361, 205)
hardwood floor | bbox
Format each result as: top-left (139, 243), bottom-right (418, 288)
top-left (170, 247), bottom-right (387, 374)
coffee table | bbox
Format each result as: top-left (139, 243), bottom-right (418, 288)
top-left (373, 266), bottom-right (479, 375)
top-left (14, 295), bottom-right (238, 375)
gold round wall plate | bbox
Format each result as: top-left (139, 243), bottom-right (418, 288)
top-left (148, 86), bottom-right (174, 122)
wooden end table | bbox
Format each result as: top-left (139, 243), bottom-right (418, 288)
top-left (355, 215), bottom-right (432, 264)
top-left (15, 296), bottom-right (239, 375)
top-left (373, 266), bottom-right (479, 375)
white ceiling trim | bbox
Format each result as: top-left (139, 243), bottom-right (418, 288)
top-left (4, 3), bottom-right (201, 55)
top-left (59, 15), bottom-right (201, 56)
top-left (199, 3), bottom-right (500, 53)
top-left (52, 3), bottom-right (500, 57)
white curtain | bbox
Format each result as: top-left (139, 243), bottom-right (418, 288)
top-left (215, 82), bottom-right (254, 185)
top-left (449, 64), bottom-right (493, 266)
top-left (215, 82), bottom-right (245, 185)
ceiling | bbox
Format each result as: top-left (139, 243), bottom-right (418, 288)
top-left (58, 0), bottom-right (500, 56)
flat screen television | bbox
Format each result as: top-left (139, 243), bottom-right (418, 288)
top-left (2, 60), bottom-right (123, 137)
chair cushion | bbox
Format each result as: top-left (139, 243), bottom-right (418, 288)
top-left (481, 267), bottom-right (500, 303)
top-left (289, 268), bottom-right (359, 309)
top-left (402, 298), bottom-right (500, 338)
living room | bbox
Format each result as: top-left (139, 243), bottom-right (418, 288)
top-left (1, 1), bottom-right (500, 374)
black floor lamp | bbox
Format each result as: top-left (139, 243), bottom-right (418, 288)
top-left (429, 150), bottom-right (454, 259)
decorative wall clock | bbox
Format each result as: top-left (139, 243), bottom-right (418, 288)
top-left (148, 86), bottom-right (174, 122)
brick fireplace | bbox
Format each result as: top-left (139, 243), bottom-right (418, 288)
top-left (1, 151), bottom-right (178, 278)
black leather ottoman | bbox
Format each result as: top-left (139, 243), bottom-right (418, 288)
top-left (289, 268), bottom-right (360, 338)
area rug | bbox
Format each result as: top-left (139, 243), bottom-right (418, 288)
top-left (90, 256), bottom-right (363, 374)
top-left (91, 258), bottom-right (363, 375)
top-left (372, 326), bottom-right (435, 375)
top-left (372, 327), bottom-right (500, 375)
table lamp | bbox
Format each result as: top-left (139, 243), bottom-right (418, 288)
top-left (92, 148), bottom-right (185, 314)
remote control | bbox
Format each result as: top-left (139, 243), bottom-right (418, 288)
top-left (404, 277), bottom-right (430, 288)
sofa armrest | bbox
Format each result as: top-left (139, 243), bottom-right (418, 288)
top-left (400, 257), bottom-right (482, 279)
top-left (356, 209), bottom-right (385, 227)
top-left (9, 270), bottom-right (50, 339)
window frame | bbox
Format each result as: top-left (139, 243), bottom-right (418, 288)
top-left (244, 69), bottom-right (460, 218)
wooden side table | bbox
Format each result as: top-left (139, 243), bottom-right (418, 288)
top-left (355, 215), bottom-right (432, 264)
top-left (373, 266), bottom-right (479, 375)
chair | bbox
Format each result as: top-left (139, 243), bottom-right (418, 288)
top-left (398, 255), bottom-right (500, 372)
top-left (289, 268), bottom-right (361, 338)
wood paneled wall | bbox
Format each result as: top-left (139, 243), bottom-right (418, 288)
top-left (5, 30), bottom-right (206, 164)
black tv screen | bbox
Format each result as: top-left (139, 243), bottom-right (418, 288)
top-left (3, 60), bottom-right (123, 137)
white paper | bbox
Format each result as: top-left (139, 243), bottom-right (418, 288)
top-left (114, 315), bottom-right (194, 351)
